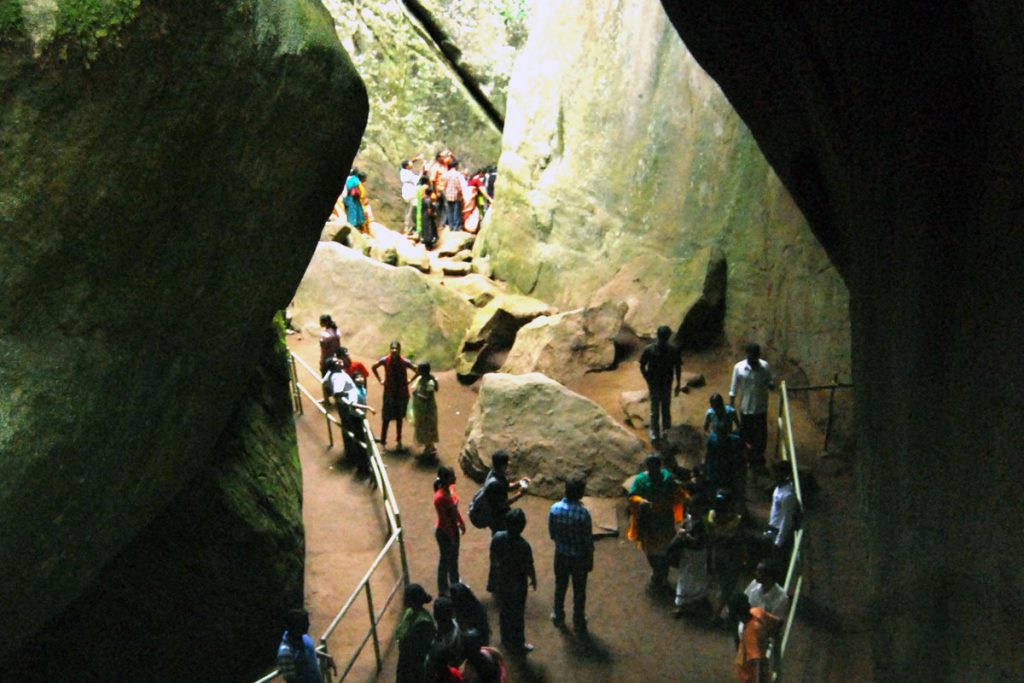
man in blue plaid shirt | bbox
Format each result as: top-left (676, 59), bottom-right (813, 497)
top-left (548, 476), bottom-right (594, 631)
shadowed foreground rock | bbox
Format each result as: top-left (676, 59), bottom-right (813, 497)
top-left (660, 2), bottom-right (1024, 680)
top-left (0, 0), bottom-right (366, 672)
top-left (459, 373), bottom-right (645, 498)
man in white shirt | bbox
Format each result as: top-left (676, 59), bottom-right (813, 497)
top-left (767, 463), bottom-right (798, 567)
top-left (729, 343), bottom-right (775, 466)
top-left (400, 157), bottom-right (422, 233)
top-left (744, 560), bottom-right (790, 621)
top-left (323, 358), bottom-right (368, 474)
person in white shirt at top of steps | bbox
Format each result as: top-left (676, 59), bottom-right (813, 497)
top-left (729, 342), bottom-right (775, 471)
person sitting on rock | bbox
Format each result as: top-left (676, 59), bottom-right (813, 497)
top-left (639, 325), bottom-right (683, 442)
top-left (372, 340), bottom-right (418, 451)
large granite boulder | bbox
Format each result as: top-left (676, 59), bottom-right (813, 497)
top-left (500, 301), bottom-right (627, 384)
top-left (475, 0), bottom-right (850, 390)
top-left (660, 3), bottom-right (1024, 680)
top-left (455, 293), bottom-right (556, 378)
top-left (320, 0), bottom-right (524, 228)
top-left (459, 373), bottom-right (646, 497)
top-left (0, 0), bottom-right (365, 671)
top-left (293, 243), bottom-right (475, 370)
top-left (441, 273), bottom-right (506, 307)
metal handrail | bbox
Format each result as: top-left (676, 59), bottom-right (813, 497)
top-left (254, 353), bottom-right (410, 682)
top-left (767, 381), bottom-right (806, 681)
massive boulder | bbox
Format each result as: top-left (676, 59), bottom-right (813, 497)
top-left (500, 301), bottom-right (627, 384)
top-left (320, 0), bottom-right (525, 227)
top-left (455, 293), bottom-right (556, 378)
top-left (293, 243), bottom-right (475, 370)
top-left (441, 273), bottom-right (506, 307)
top-left (475, 0), bottom-right (850, 391)
top-left (459, 373), bottom-right (646, 497)
top-left (0, 0), bottom-right (366, 672)
top-left (659, 2), bottom-right (1024, 680)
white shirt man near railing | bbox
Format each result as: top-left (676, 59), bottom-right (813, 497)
top-left (767, 463), bottom-right (799, 570)
top-left (729, 343), bottom-right (775, 471)
top-left (324, 358), bottom-right (370, 475)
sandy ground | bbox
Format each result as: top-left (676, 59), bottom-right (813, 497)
top-left (285, 329), bottom-right (871, 682)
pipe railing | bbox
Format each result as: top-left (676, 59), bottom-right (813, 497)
top-left (766, 380), bottom-right (805, 681)
top-left (254, 352), bottom-right (409, 682)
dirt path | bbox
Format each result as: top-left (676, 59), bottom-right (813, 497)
top-left (287, 330), bottom-right (865, 681)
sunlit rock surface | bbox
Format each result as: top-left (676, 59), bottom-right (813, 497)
top-left (459, 373), bottom-right (645, 497)
top-left (0, 0), bottom-right (366, 670)
top-left (477, 0), bottom-right (850, 392)
top-left (293, 243), bottom-right (475, 369)
top-left (321, 0), bottom-right (529, 227)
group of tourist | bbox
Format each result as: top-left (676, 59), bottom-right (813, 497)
top-left (298, 312), bottom-right (798, 682)
top-left (392, 451), bottom-right (594, 682)
top-left (634, 329), bottom-right (799, 681)
top-left (318, 314), bottom-right (441, 470)
top-left (400, 151), bottom-right (496, 249)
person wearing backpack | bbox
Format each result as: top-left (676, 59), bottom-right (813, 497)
top-left (479, 451), bottom-right (530, 592)
top-left (434, 466), bottom-right (466, 595)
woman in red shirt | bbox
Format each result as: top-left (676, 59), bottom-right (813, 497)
top-left (434, 466), bottom-right (466, 595)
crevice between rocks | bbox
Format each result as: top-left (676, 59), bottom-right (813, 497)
top-left (399, 0), bottom-right (505, 133)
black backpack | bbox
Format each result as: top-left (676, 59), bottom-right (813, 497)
top-left (468, 485), bottom-right (492, 529)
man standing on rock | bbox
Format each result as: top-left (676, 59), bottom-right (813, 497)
top-left (444, 159), bottom-right (467, 232)
top-left (729, 343), bottom-right (775, 468)
top-left (639, 325), bottom-right (682, 442)
top-left (548, 475), bottom-right (594, 632)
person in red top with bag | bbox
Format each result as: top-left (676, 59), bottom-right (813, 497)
top-left (372, 340), bottom-right (418, 450)
top-left (434, 466), bottom-right (467, 595)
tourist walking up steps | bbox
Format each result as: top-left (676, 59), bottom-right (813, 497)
top-left (434, 466), bottom-right (466, 595)
top-left (730, 343), bottom-right (775, 469)
top-left (639, 325), bottom-right (682, 442)
top-left (372, 340), bottom-right (418, 451)
top-left (548, 475), bottom-right (594, 632)
top-left (400, 156), bottom-right (423, 233)
top-left (444, 159), bottom-right (467, 231)
top-left (489, 509), bottom-right (537, 655)
top-left (343, 169), bottom-right (366, 233)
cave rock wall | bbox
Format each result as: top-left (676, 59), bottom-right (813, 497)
top-left (477, 0), bottom-right (850, 392)
top-left (0, 0), bottom-right (367, 668)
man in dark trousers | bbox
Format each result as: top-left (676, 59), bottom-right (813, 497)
top-left (548, 475), bottom-right (594, 632)
top-left (489, 508), bottom-right (537, 654)
top-left (484, 450), bottom-right (530, 591)
top-left (639, 325), bottom-right (683, 442)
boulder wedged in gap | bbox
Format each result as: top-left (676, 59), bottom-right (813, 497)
top-left (441, 273), bottom-right (506, 308)
top-left (455, 294), bottom-right (556, 379)
top-left (500, 301), bottom-right (628, 384)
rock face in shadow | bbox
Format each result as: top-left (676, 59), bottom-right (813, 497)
top-left (293, 243), bottom-right (475, 370)
top-left (476, 0), bottom-right (850, 390)
top-left (4, 322), bottom-right (304, 681)
top-left (459, 373), bottom-right (645, 498)
top-left (659, 3), bottom-right (1024, 681)
top-left (0, 0), bottom-right (366, 668)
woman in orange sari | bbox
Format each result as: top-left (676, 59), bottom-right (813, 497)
top-left (627, 453), bottom-right (684, 590)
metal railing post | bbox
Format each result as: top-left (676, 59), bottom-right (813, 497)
top-left (364, 583), bottom-right (383, 672)
top-left (290, 353), bottom-right (304, 416)
top-left (395, 515), bottom-right (410, 587)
